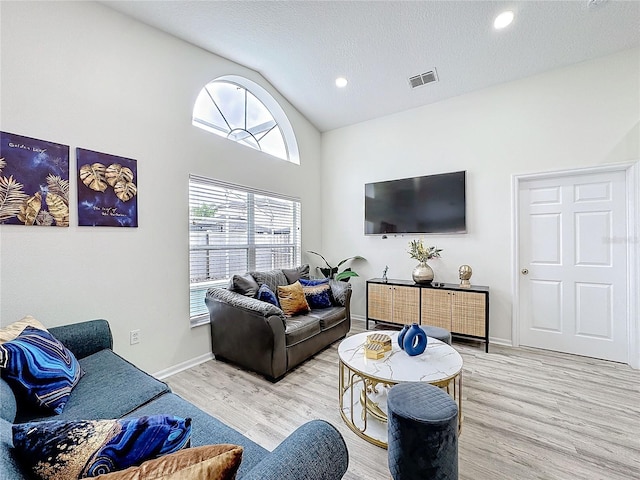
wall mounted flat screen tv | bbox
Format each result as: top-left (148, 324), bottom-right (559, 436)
top-left (365, 171), bottom-right (466, 235)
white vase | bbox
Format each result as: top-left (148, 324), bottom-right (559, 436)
top-left (412, 262), bottom-right (434, 284)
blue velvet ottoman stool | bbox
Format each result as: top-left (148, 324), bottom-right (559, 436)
top-left (419, 325), bottom-right (452, 345)
top-left (387, 382), bottom-right (458, 480)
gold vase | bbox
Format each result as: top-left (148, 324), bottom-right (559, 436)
top-left (412, 262), bottom-right (434, 284)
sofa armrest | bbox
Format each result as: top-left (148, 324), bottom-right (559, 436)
top-left (241, 420), bottom-right (349, 480)
top-left (48, 319), bottom-right (113, 360)
top-left (0, 379), bottom-right (17, 423)
top-left (206, 287), bottom-right (285, 318)
top-left (206, 289), bottom-right (288, 380)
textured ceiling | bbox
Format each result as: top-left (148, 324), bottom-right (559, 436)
top-left (102, 1), bottom-right (640, 132)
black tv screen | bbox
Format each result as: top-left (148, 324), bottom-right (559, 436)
top-left (365, 171), bottom-right (466, 235)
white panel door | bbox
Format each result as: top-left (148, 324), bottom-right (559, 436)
top-left (518, 171), bottom-right (628, 362)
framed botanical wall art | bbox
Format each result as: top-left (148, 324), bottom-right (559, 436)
top-left (77, 148), bottom-right (138, 227)
top-left (0, 131), bottom-right (70, 227)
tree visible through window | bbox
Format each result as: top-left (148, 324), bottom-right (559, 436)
top-left (189, 175), bottom-right (301, 324)
top-left (192, 75), bottom-right (300, 164)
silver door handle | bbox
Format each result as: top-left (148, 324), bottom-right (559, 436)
top-left (521, 268), bottom-right (529, 275)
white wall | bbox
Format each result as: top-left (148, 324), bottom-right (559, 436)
top-left (321, 48), bottom-right (640, 344)
top-left (0, 1), bottom-right (323, 373)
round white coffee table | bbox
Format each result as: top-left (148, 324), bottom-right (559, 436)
top-left (338, 330), bottom-right (463, 448)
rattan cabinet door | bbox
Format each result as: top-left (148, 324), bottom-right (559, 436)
top-left (391, 286), bottom-right (420, 325)
top-left (420, 289), bottom-right (452, 329)
top-left (451, 291), bottom-right (486, 337)
top-left (368, 283), bottom-right (393, 322)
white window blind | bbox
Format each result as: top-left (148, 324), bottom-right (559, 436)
top-left (189, 175), bottom-right (301, 325)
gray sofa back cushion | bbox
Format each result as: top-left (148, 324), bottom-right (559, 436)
top-left (231, 273), bottom-right (260, 297)
top-left (250, 269), bottom-right (288, 295)
top-left (282, 264), bottom-right (310, 284)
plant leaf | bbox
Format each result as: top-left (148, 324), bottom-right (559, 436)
top-left (308, 250), bottom-right (332, 269)
top-left (336, 270), bottom-right (359, 281)
top-left (79, 163), bottom-right (108, 192)
top-left (336, 255), bottom-right (365, 268)
top-left (114, 181), bottom-right (137, 202)
top-left (35, 210), bottom-right (54, 226)
top-left (46, 174), bottom-right (70, 204)
top-left (0, 175), bottom-right (28, 221)
top-left (46, 192), bottom-right (69, 227)
top-left (0, 157), bottom-right (6, 173)
top-left (18, 192), bottom-right (42, 225)
top-left (105, 163), bottom-right (134, 187)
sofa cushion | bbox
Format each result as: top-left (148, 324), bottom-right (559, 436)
top-left (16, 349), bottom-right (170, 423)
top-left (12, 415), bottom-right (191, 479)
top-left (308, 306), bottom-right (347, 331)
top-left (257, 284), bottom-right (279, 307)
top-left (0, 316), bottom-right (48, 344)
top-left (231, 273), bottom-right (260, 297)
top-left (128, 393), bottom-right (268, 479)
top-left (95, 444), bottom-right (243, 480)
top-left (277, 282), bottom-right (310, 317)
top-left (285, 316), bottom-right (321, 346)
top-left (299, 278), bottom-right (332, 309)
top-left (250, 269), bottom-right (288, 295)
top-left (0, 327), bottom-right (84, 415)
top-left (282, 264), bottom-right (310, 284)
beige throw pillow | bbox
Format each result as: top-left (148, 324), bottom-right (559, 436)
top-left (95, 444), bottom-right (243, 480)
top-left (0, 316), bottom-right (48, 344)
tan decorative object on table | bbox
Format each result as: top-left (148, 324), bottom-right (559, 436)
top-left (364, 342), bottom-right (386, 359)
top-left (459, 265), bottom-right (472, 288)
top-left (366, 333), bottom-right (392, 352)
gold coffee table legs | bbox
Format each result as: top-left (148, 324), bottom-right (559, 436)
top-left (339, 360), bottom-right (463, 447)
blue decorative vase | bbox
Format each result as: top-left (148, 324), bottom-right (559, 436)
top-left (397, 325), bottom-right (410, 350)
top-left (403, 323), bottom-right (428, 356)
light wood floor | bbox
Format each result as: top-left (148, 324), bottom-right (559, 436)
top-left (167, 321), bottom-right (640, 480)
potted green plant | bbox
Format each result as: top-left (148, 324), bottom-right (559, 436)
top-left (308, 251), bottom-right (365, 281)
top-left (408, 240), bottom-right (442, 284)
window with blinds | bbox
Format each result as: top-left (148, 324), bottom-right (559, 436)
top-left (189, 175), bottom-right (301, 325)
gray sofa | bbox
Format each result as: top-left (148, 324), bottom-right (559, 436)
top-left (206, 269), bottom-right (352, 381)
top-left (0, 319), bottom-right (349, 479)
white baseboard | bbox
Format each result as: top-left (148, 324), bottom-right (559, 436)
top-left (489, 336), bottom-right (512, 347)
top-left (351, 314), bottom-right (366, 323)
top-left (153, 352), bottom-right (214, 380)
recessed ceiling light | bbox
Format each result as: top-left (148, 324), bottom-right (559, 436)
top-left (335, 77), bottom-right (348, 88)
top-left (494, 11), bottom-right (514, 30)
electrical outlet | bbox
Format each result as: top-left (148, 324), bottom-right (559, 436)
top-left (130, 329), bottom-right (140, 345)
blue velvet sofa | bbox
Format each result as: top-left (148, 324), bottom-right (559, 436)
top-left (0, 319), bottom-right (349, 479)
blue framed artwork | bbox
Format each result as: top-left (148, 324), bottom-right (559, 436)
top-left (0, 131), bottom-right (70, 227)
top-left (77, 148), bottom-right (138, 227)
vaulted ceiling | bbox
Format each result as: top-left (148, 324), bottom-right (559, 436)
top-left (103, 1), bottom-right (640, 132)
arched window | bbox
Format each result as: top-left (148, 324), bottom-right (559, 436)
top-left (192, 75), bottom-right (300, 164)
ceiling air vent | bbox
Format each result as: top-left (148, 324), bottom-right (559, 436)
top-left (409, 69), bottom-right (438, 89)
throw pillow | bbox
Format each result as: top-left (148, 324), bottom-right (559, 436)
top-left (0, 316), bottom-right (48, 344)
top-left (12, 415), bottom-right (192, 480)
top-left (250, 269), bottom-right (288, 295)
top-left (94, 444), bottom-right (243, 480)
top-left (277, 281), bottom-right (310, 317)
top-left (282, 264), bottom-right (310, 284)
top-left (257, 284), bottom-right (279, 307)
top-left (0, 326), bottom-right (84, 414)
top-left (329, 280), bottom-right (351, 307)
top-left (231, 273), bottom-right (260, 297)
top-left (299, 278), bottom-right (332, 309)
